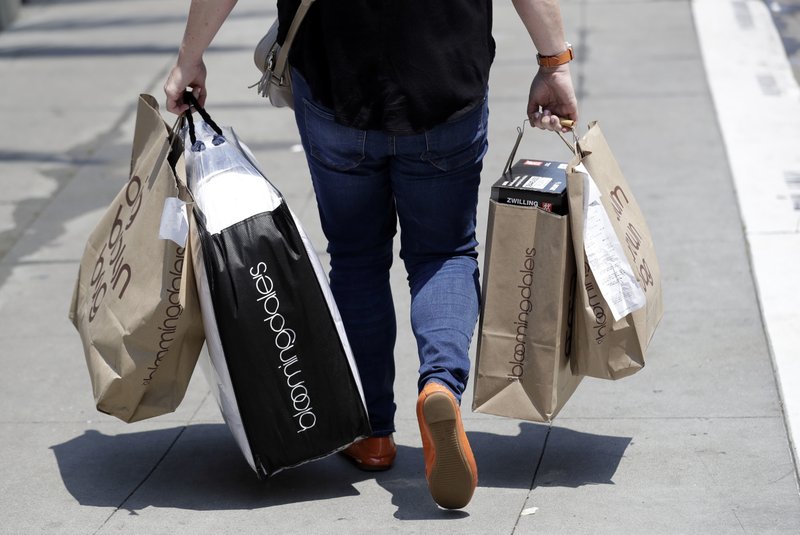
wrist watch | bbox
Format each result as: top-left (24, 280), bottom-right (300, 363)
top-left (537, 44), bottom-right (574, 68)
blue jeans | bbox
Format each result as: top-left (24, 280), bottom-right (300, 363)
top-left (292, 72), bottom-right (487, 436)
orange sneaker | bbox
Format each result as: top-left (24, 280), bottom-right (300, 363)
top-left (341, 435), bottom-right (397, 471)
top-left (416, 382), bottom-right (478, 509)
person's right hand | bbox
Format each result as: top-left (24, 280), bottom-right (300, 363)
top-left (527, 64), bottom-right (578, 132)
top-left (164, 58), bottom-right (208, 115)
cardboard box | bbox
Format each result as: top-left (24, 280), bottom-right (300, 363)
top-left (490, 159), bottom-right (568, 215)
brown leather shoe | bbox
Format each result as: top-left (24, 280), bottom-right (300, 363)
top-left (341, 435), bottom-right (397, 471)
top-left (416, 382), bottom-right (478, 509)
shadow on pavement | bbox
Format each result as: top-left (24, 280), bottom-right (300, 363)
top-left (50, 422), bottom-right (629, 516)
top-left (49, 424), bottom-right (462, 517)
top-left (49, 423), bottom-right (471, 519)
top-left (381, 422), bottom-right (630, 519)
top-left (534, 425), bottom-right (632, 488)
top-left (469, 422), bottom-right (632, 494)
top-left (51, 424), bottom-right (366, 511)
top-left (471, 423), bottom-right (631, 489)
top-left (377, 445), bottom-right (469, 521)
top-left (469, 423), bottom-right (549, 490)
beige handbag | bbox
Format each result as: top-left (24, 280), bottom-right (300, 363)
top-left (251, 0), bottom-right (316, 109)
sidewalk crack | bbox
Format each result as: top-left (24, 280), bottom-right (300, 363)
top-left (511, 423), bottom-right (552, 534)
top-left (91, 425), bottom-right (188, 535)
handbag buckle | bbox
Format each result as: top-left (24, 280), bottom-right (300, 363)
top-left (266, 48), bottom-right (287, 86)
top-left (266, 49), bottom-right (277, 73)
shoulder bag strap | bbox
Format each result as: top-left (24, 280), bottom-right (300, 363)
top-left (274, 0), bottom-right (316, 78)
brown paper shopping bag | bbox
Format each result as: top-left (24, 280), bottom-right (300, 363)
top-left (473, 126), bottom-right (581, 422)
top-left (566, 122), bottom-right (663, 380)
top-left (69, 94), bottom-right (204, 422)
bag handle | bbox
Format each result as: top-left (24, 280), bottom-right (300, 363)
top-left (179, 91), bottom-right (288, 202)
top-left (182, 91), bottom-right (225, 151)
top-left (502, 119), bottom-right (579, 176)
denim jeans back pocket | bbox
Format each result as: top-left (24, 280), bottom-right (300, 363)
top-left (303, 98), bottom-right (366, 172)
top-left (421, 99), bottom-right (488, 173)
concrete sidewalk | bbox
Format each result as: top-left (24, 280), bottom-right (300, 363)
top-left (1, 0), bottom-right (799, 533)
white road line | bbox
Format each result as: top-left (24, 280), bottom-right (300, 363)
top-left (694, 0), bottom-right (800, 470)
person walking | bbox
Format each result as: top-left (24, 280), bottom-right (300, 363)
top-left (165, 0), bottom-right (578, 510)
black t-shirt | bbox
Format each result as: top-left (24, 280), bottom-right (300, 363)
top-left (277, 0), bottom-right (495, 134)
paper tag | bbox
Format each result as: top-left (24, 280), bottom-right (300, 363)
top-left (576, 164), bottom-right (646, 321)
top-left (159, 197), bottom-right (189, 247)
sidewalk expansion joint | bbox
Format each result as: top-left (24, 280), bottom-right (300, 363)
top-left (92, 425), bottom-right (187, 535)
top-left (510, 423), bottom-right (551, 534)
top-left (89, 392), bottom-right (208, 533)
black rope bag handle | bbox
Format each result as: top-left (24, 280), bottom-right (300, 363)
top-left (182, 91), bottom-right (225, 151)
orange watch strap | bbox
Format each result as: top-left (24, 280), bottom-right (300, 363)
top-left (537, 46), bottom-right (574, 68)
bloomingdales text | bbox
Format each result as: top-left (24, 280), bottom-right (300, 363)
top-left (250, 261), bottom-right (317, 433)
top-left (507, 247), bottom-right (536, 380)
top-left (142, 246), bottom-right (186, 385)
top-left (584, 261), bottom-right (607, 345)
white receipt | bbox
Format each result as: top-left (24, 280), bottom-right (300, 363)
top-left (159, 197), bottom-right (189, 247)
top-left (576, 164), bottom-right (646, 321)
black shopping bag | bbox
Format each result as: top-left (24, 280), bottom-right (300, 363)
top-left (184, 96), bottom-right (371, 478)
